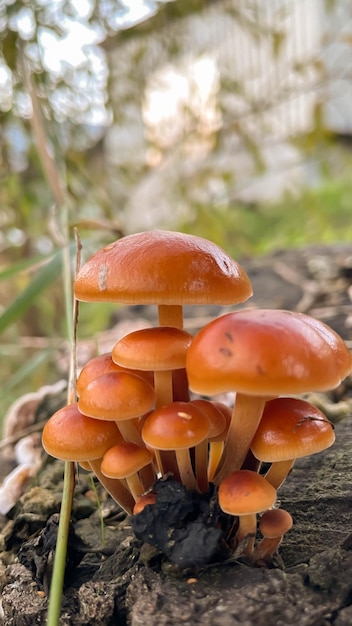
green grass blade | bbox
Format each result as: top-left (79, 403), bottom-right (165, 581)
top-left (0, 253), bottom-right (54, 281)
top-left (0, 247), bottom-right (69, 334)
top-left (4, 349), bottom-right (51, 393)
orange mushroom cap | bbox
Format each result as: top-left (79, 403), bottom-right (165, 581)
top-left (250, 397), bottom-right (335, 462)
top-left (133, 492), bottom-right (157, 515)
top-left (112, 326), bottom-right (192, 371)
top-left (101, 442), bottom-right (153, 479)
top-left (218, 469), bottom-right (277, 517)
top-left (141, 401), bottom-right (210, 450)
top-left (77, 371), bottom-right (155, 421)
top-left (189, 399), bottom-right (227, 441)
top-left (76, 352), bottom-right (153, 396)
top-left (42, 403), bottom-right (121, 461)
top-left (259, 508), bottom-right (293, 539)
top-left (74, 230), bottom-right (252, 305)
top-left (186, 309), bottom-right (352, 396)
top-left (211, 402), bottom-right (232, 439)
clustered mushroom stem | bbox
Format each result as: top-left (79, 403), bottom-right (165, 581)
top-left (252, 536), bottom-right (283, 561)
top-left (207, 441), bottom-right (224, 482)
top-left (159, 450), bottom-right (181, 481)
top-left (154, 369), bottom-right (174, 408)
top-left (195, 439), bottom-right (210, 492)
top-left (117, 421), bottom-right (144, 446)
top-left (158, 304), bottom-right (184, 329)
top-left (175, 448), bottom-right (199, 491)
top-left (214, 394), bottom-right (268, 485)
top-left (264, 458), bottom-right (295, 490)
top-left (88, 459), bottom-right (134, 514)
top-left (126, 473), bottom-right (146, 502)
top-left (172, 369), bottom-right (190, 402)
top-left (138, 462), bottom-right (156, 490)
top-left (235, 513), bottom-right (258, 556)
top-left (152, 449), bottom-right (165, 476)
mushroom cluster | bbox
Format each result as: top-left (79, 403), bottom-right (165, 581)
top-left (42, 230), bottom-right (352, 567)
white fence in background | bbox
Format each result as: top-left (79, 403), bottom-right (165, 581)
top-left (106, 0), bottom-right (352, 226)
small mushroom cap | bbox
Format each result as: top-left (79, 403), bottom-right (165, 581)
top-left (142, 401), bottom-right (210, 450)
top-left (76, 352), bottom-right (153, 395)
top-left (74, 230), bottom-right (252, 305)
top-left (112, 326), bottom-right (192, 371)
top-left (218, 469), bottom-right (277, 516)
top-left (189, 399), bottom-right (228, 441)
top-left (259, 508), bottom-right (293, 538)
top-left (42, 403), bottom-right (121, 461)
top-left (186, 309), bottom-right (352, 396)
top-left (77, 371), bottom-right (155, 421)
top-left (101, 442), bottom-right (153, 479)
top-left (133, 492), bottom-right (157, 515)
top-left (250, 397), bottom-right (335, 462)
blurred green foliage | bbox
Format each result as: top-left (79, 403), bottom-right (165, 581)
top-left (181, 159), bottom-right (352, 257)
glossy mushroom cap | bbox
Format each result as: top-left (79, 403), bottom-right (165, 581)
top-left (218, 470), bottom-right (277, 517)
top-left (259, 508), bottom-right (293, 539)
top-left (77, 371), bottom-right (156, 421)
top-left (101, 442), bottom-right (153, 479)
top-left (250, 397), bottom-right (335, 462)
top-left (189, 399), bottom-right (228, 441)
top-left (141, 401), bottom-right (210, 450)
top-left (112, 326), bottom-right (192, 371)
top-left (74, 230), bottom-right (252, 305)
top-left (252, 508), bottom-right (293, 562)
top-left (76, 352), bottom-right (153, 395)
top-left (142, 401), bottom-right (211, 490)
top-left (186, 309), bottom-right (352, 396)
top-left (42, 403), bottom-right (121, 461)
top-left (133, 492), bottom-right (157, 515)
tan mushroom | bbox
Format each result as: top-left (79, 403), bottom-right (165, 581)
top-left (250, 397), bottom-right (335, 489)
top-left (141, 401), bottom-right (210, 490)
top-left (218, 469), bottom-right (277, 556)
top-left (74, 230), bottom-right (252, 330)
top-left (112, 326), bottom-right (192, 407)
top-left (42, 403), bottom-right (134, 513)
top-left (186, 309), bottom-right (352, 484)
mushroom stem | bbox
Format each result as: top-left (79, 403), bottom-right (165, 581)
top-left (152, 449), bottom-right (164, 476)
top-left (126, 473), bottom-right (146, 502)
top-left (252, 508), bottom-right (293, 562)
top-left (207, 440), bottom-right (224, 482)
top-left (264, 459), bottom-right (295, 490)
top-left (117, 420), bottom-right (144, 445)
top-left (158, 304), bottom-right (183, 329)
top-left (252, 536), bottom-right (282, 561)
top-left (89, 459), bottom-right (134, 514)
top-left (235, 514), bottom-right (257, 556)
top-left (214, 394), bottom-right (268, 485)
top-left (138, 462), bottom-right (156, 492)
top-left (154, 369), bottom-right (174, 408)
top-left (175, 448), bottom-right (199, 491)
top-left (195, 438), bottom-right (209, 492)
top-left (159, 450), bottom-right (181, 481)
top-left (172, 369), bottom-right (190, 402)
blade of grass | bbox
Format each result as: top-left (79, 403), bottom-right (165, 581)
top-left (46, 460), bottom-right (76, 624)
top-left (3, 349), bottom-right (51, 393)
top-left (47, 230), bottom-right (81, 626)
top-left (0, 249), bottom-right (65, 335)
top-left (0, 252), bottom-right (54, 281)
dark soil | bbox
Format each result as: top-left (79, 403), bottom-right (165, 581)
top-left (1, 242), bottom-right (352, 626)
